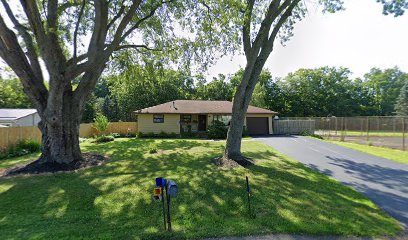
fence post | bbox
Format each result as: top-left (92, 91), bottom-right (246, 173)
top-left (344, 117), bottom-right (347, 141)
top-left (340, 117), bottom-right (345, 141)
top-left (366, 117), bottom-right (370, 143)
top-left (335, 117), bottom-right (338, 136)
top-left (403, 117), bottom-right (406, 151)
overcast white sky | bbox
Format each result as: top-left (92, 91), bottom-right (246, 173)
top-left (207, 0), bottom-right (408, 80)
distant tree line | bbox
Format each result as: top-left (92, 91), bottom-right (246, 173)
top-left (1, 65), bottom-right (407, 121)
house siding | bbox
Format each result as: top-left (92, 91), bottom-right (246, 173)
top-left (0, 113), bottom-right (41, 127)
top-left (137, 114), bottom-right (180, 134)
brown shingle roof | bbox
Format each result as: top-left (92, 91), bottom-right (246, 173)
top-left (135, 100), bottom-right (277, 114)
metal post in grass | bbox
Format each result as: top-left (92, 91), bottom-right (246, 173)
top-left (246, 176), bottom-right (254, 218)
top-left (402, 117), bottom-right (406, 151)
top-left (366, 117), bottom-right (370, 143)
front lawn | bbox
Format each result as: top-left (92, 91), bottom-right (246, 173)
top-left (0, 139), bottom-right (402, 239)
top-left (328, 140), bottom-right (408, 165)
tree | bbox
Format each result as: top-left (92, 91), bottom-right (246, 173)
top-left (0, 78), bottom-right (32, 108)
top-left (222, 0), bottom-right (407, 163)
top-left (395, 82), bottom-right (408, 116)
top-left (195, 74), bottom-right (236, 101)
top-left (0, 1), bottom-right (213, 166)
top-left (363, 67), bottom-right (408, 115)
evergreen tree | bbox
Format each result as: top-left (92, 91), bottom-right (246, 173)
top-left (395, 82), bottom-right (408, 116)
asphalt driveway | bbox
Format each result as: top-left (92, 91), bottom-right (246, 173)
top-left (255, 136), bottom-right (408, 229)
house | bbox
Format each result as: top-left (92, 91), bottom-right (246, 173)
top-left (135, 100), bottom-right (277, 135)
top-left (0, 109), bottom-right (40, 127)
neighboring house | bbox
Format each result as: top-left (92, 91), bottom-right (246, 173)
top-left (135, 100), bottom-right (277, 135)
top-left (0, 109), bottom-right (40, 127)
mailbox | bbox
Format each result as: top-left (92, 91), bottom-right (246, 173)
top-left (166, 180), bottom-right (178, 197)
top-left (156, 177), bottom-right (166, 187)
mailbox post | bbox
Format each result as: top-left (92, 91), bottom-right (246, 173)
top-left (153, 177), bottom-right (177, 232)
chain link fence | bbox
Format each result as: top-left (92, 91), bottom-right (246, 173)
top-left (281, 116), bottom-right (407, 151)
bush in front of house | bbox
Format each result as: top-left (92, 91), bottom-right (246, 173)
top-left (206, 120), bottom-right (228, 139)
top-left (0, 139), bottom-right (41, 159)
top-left (94, 135), bottom-right (115, 143)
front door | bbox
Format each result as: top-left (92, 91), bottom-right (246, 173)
top-left (198, 115), bottom-right (207, 131)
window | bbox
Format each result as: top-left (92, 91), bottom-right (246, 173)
top-left (213, 115), bottom-right (232, 125)
top-left (153, 114), bottom-right (164, 123)
top-left (181, 115), bottom-right (192, 123)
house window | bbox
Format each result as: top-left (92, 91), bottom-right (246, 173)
top-left (181, 115), bottom-right (192, 123)
top-left (213, 115), bottom-right (232, 125)
top-left (153, 114), bottom-right (164, 123)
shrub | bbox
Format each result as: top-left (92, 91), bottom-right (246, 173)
top-left (94, 135), bottom-right (114, 143)
top-left (0, 139), bottom-right (41, 159)
top-left (111, 133), bottom-right (121, 138)
top-left (148, 144), bottom-right (158, 154)
top-left (157, 131), bottom-right (170, 138)
top-left (167, 132), bottom-right (179, 138)
top-left (93, 113), bottom-right (109, 135)
top-left (136, 131), bottom-right (143, 138)
top-left (207, 120), bottom-right (228, 139)
top-left (16, 139), bottom-right (41, 153)
top-left (145, 132), bottom-right (155, 138)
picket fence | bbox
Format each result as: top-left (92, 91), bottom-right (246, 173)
top-left (0, 122), bottom-right (138, 150)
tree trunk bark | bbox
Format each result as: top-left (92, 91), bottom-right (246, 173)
top-left (37, 89), bottom-right (83, 165)
top-left (224, 60), bottom-right (266, 163)
top-left (224, 77), bottom-right (258, 162)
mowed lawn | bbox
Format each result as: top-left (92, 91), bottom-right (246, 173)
top-left (328, 140), bottom-right (408, 165)
top-left (0, 139), bottom-right (403, 239)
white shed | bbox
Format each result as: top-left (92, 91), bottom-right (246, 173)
top-left (0, 109), bottom-right (40, 127)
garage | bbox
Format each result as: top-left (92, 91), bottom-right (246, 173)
top-left (246, 117), bottom-right (269, 135)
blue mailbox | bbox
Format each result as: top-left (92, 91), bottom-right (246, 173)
top-left (156, 177), bottom-right (167, 187)
top-left (166, 180), bottom-right (178, 197)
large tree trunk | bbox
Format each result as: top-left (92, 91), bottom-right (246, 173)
top-left (224, 86), bottom-right (257, 163)
top-left (224, 61), bottom-right (266, 163)
top-left (37, 88), bottom-right (84, 165)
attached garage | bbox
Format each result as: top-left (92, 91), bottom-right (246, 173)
top-left (246, 117), bottom-right (269, 135)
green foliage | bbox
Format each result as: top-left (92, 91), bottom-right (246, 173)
top-left (94, 135), bottom-right (114, 143)
top-left (207, 120), bottom-right (228, 139)
top-left (363, 67), bottom-right (408, 116)
top-left (0, 78), bottom-right (32, 108)
top-left (136, 131), bottom-right (144, 138)
top-left (395, 81), bottom-right (408, 116)
top-left (93, 114), bottom-right (110, 135)
top-left (147, 144), bottom-right (158, 154)
top-left (0, 139), bottom-right (40, 159)
top-left (111, 133), bottom-right (121, 138)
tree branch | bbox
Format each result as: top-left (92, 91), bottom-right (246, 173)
top-left (73, 0), bottom-right (86, 61)
top-left (242, 0), bottom-right (255, 59)
top-left (120, 0), bottom-right (175, 42)
top-left (0, 0), bottom-right (43, 82)
top-left (116, 44), bottom-right (162, 51)
top-left (259, 0), bottom-right (300, 60)
top-left (107, 2), bottom-right (126, 30)
top-left (0, 13), bottom-right (48, 111)
top-left (250, 0), bottom-right (285, 56)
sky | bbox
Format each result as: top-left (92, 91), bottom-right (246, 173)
top-left (207, 0), bottom-right (408, 80)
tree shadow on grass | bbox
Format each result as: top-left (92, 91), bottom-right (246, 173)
top-left (0, 140), bottom-right (403, 239)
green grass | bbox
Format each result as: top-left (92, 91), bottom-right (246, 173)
top-left (320, 130), bottom-right (405, 137)
top-left (328, 140), bottom-right (408, 165)
top-left (0, 152), bottom-right (41, 169)
top-left (0, 139), bottom-right (402, 239)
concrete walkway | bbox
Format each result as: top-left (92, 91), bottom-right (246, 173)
top-left (255, 136), bottom-right (408, 229)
